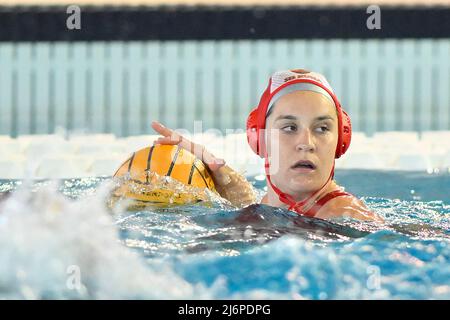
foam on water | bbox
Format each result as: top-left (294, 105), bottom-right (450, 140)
top-left (0, 172), bottom-right (449, 299)
top-left (0, 181), bottom-right (220, 299)
top-left (172, 232), bottom-right (450, 299)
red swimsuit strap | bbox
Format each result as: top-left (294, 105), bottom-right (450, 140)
top-left (302, 190), bottom-right (353, 217)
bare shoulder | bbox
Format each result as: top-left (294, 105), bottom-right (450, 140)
top-left (314, 193), bottom-right (384, 222)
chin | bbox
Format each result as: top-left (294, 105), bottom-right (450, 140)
top-left (289, 176), bottom-right (326, 192)
top-left (289, 175), bottom-right (314, 185)
top-left (289, 185), bottom-right (317, 195)
top-left (283, 181), bottom-right (313, 194)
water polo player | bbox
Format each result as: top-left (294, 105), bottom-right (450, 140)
top-left (152, 69), bottom-right (383, 222)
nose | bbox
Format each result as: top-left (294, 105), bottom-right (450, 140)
top-left (295, 128), bottom-right (315, 152)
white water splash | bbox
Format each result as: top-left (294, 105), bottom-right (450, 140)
top-left (0, 181), bottom-right (220, 299)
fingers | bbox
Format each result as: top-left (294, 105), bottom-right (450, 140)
top-left (151, 121), bottom-right (183, 144)
top-left (207, 161), bottom-right (226, 172)
top-left (152, 136), bottom-right (181, 145)
top-left (179, 141), bottom-right (226, 172)
top-left (202, 149), bottom-right (226, 172)
top-left (151, 120), bottom-right (226, 172)
top-left (151, 121), bottom-right (173, 138)
top-left (151, 124), bottom-right (198, 161)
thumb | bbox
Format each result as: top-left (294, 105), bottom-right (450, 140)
top-left (201, 149), bottom-right (225, 172)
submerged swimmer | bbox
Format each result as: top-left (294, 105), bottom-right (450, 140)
top-left (152, 69), bottom-right (382, 222)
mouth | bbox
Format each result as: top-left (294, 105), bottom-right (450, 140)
top-left (291, 160), bottom-right (317, 172)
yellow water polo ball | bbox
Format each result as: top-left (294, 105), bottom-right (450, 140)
top-left (111, 144), bottom-right (217, 207)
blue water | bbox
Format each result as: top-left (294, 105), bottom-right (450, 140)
top-left (0, 169), bottom-right (449, 299)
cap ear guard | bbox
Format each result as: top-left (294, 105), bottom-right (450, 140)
top-left (246, 108), bottom-right (260, 156)
top-left (335, 109), bottom-right (352, 158)
top-left (246, 85), bottom-right (272, 157)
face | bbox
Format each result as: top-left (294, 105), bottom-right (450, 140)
top-left (265, 90), bottom-right (338, 199)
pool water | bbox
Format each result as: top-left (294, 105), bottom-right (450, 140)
top-left (0, 170), bottom-right (449, 299)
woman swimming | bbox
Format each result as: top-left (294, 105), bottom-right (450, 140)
top-left (151, 69), bottom-right (383, 222)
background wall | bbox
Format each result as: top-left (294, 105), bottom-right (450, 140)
top-left (0, 5), bottom-right (449, 137)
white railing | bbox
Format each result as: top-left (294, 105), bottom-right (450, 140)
top-left (1, 39), bottom-right (449, 137)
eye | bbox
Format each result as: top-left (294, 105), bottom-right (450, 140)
top-left (315, 125), bottom-right (330, 134)
top-left (281, 125), bottom-right (297, 133)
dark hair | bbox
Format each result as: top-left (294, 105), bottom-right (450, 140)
top-left (265, 104), bottom-right (275, 120)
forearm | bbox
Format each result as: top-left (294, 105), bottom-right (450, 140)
top-left (210, 165), bottom-right (257, 208)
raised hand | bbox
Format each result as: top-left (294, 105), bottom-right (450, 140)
top-left (151, 121), bottom-right (226, 172)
